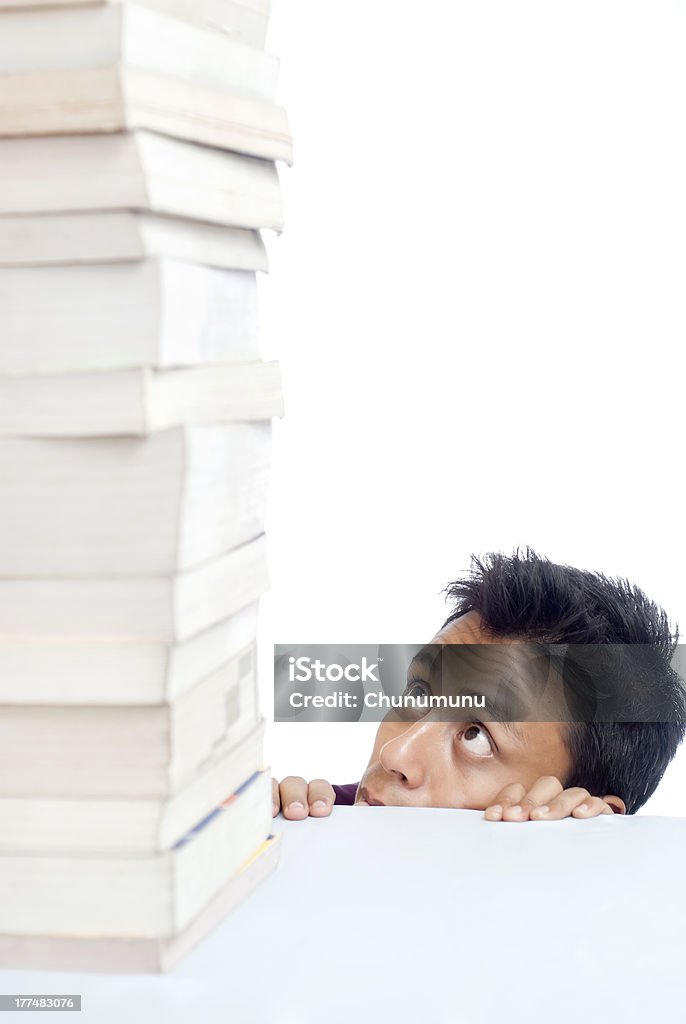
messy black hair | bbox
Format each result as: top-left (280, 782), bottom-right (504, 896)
top-left (442, 549), bottom-right (686, 813)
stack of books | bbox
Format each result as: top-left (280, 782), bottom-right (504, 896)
top-left (0, 0), bottom-right (288, 973)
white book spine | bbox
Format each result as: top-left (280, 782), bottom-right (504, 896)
top-left (0, 213), bottom-right (269, 270)
top-left (0, 602), bottom-right (259, 705)
top-left (0, 534), bottom-right (269, 641)
top-left (0, 68), bottom-right (293, 164)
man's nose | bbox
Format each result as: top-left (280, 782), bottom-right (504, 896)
top-left (378, 722), bottom-right (431, 788)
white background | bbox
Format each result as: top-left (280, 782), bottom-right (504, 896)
top-left (257, 0), bottom-right (686, 815)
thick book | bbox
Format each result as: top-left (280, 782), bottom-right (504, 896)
top-left (0, 69), bottom-right (291, 163)
top-left (0, 130), bottom-right (283, 230)
top-left (0, 643), bottom-right (259, 799)
top-left (0, 259), bottom-right (260, 373)
top-left (0, 361), bottom-right (284, 437)
top-left (0, 0), bottom-right (271, 51)
top-left (0, 424), bottom-right (269, 576)
top-left (0, 533), bottom-right (268, 642)
top-left (0, 718), bottom-right (266, 856)
top-left (0, 832), bottom-right (281, 973)
top-left (0, 4), bottom-right (278, 101)
top-left (0, 603), bottom-right (258, 706)
top-left (0, 769), bottom-right (273, 938)
top-left (0, 2), bottom-right (287, 160)
top-left (0, 212), bottom-right (268, 270)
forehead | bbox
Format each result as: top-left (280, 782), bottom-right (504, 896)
top-left (424, 611), bottom-right (569, 721)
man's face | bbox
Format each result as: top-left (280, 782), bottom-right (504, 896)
top-left (355, 611), bottom-right (573, 808)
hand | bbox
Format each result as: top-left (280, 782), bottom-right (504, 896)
top-left (484, 776), bottom-right (618, 822)
top-left (272, 776), bottom-right (336, 820)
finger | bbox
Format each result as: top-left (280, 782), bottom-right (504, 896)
top-left (529, 787), bottom-right (592, 821)
top-left (279, 776), bottom-right (309, 820)
top-left (504, 775), bottom-right (564, 821)
top-left (307, 779), bottom-right (336, 817)
top-left (484, 782), bottom-right (526, 821)
top-left (272, 777), bottom-right (280, 817)
top-left (571, 796), bottom-right (615, 819)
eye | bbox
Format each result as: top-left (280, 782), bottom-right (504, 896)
top-left (404, 679), bottom-right (431, 700)
top-left (458, 724), bottom-right (493, 757)
top-left (397, 678), bottom-right (433, 721)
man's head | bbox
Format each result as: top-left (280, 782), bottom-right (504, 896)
top-left (357, 550), bottom-right (686, 814)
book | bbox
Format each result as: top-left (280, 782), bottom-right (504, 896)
top-left (0, 769), bottom-right (273, 937)
top-left (0, 130), bottom-right (283, 230)
top-left (0, 645), bottom-right (259, 799)
top-left (0, 259), bottom-right (260, 373)
top-left (0, 603), bottom-right (258, 706)
top-left (0, 533), bottom-right (268, 641)
top-left (0, 3), bottom-right (290, 163)
top-left (0, 0), bottom-right (271, 51)
top-left (0, 832), bottom-right (281, 973)
top-left (0, 212), bottom-right (269, 270)
top-left (0, 68), bottom-right (292, 163)
top-left (0, 718), bottom-right (266, 856)
top-left (0, 424), bottom-right (270, 576)
top-left (0, 4), bottom-right (278, 102)
top-left (0, 361), bottom-right (283, 437)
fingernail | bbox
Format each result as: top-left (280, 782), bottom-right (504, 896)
top-left (509, 805), bottom-right (524, 818)
top-left (485, 804), bottom-right (502, 820)
top-left (287, 801), bottom-right (306, 814)
top-left (272, 803), bottom-right (279, 816)
top-left (576, 803), bottom-right (590, 814)
top-left (531, 805), bottom-right (549, 818)
top-left (311, 800), bottom-right (329, 811)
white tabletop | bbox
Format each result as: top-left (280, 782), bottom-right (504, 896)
top-left (1, 806), bottom-right (685, 1024)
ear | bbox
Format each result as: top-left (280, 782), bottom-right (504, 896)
top-left (602, 794), bottom-right (626, 815)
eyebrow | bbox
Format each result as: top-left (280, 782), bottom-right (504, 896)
top-left (494, 720), bottom-right (527, 746)
top-left (408, 651), bottom-right (437, 674)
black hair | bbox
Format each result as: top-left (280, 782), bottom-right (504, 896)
top-left (442, 549), bottom-right (686, 814)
